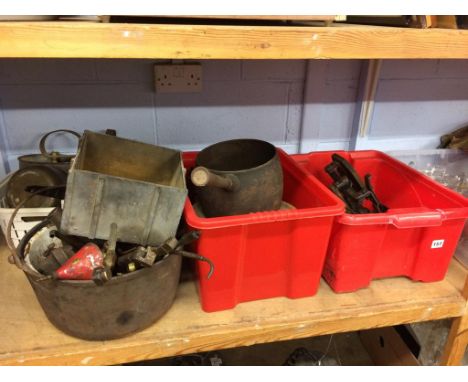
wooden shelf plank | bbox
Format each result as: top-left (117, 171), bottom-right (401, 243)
top-left (0, 240), bottom-right (466, 366)
top-left (1, 22), bottom-right (468, 59)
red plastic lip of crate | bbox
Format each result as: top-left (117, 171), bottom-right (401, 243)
top-left (292, 150), bottom-right (468, 228)
top-left (183, 149), bottom-right (345, 229)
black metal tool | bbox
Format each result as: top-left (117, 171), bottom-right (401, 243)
top-left (49, 229), bottom-right (90, 251)
top-left (24, 185), bottom-right (66, 200)
top-left (175, 250), bottom-right (215, 279)
top-left (325, 154), bottom-right (388, 214)
top-left (116, 230), bottom-right (214, 278)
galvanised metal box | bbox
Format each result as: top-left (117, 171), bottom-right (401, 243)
top-left (61, 131), bottom-right (187, 245)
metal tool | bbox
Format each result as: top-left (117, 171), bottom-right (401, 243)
top-left (24, 185), bottom-right (66, 200)
top-left (116, 231), bottom-right (215, 278)
top-left (325, 153), bottom-right (388, 214)
top-left (190, 139), bottom-right (283, 217)
top-left (49, 229), bottom-right (89, 250)
top-left (51, 223), bottom-right (118, 284)
top-left (26, 226), bottom-right (74, 276)
top-left (117, 246), bottom-right (157, 272)
top-left (168, 231), bottom-right (215, 279)
top-left (103, 222), bottom-right (118, 271)
top-left (53, 243), bottom-right (111, 284)
top-left (6, 188), bottom-right (70, 271)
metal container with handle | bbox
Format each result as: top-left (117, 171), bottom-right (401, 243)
top-left (18, 129), bottom-right (81, 171)
top-left (190, 139), bottom-right (283, 217)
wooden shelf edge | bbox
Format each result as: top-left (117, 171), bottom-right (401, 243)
top-left (0, 288), bottom-right (464, 366)
top-left (1, 22), bottom-right (468, 59)
top-left (0, 233), bottom-right (466, 366)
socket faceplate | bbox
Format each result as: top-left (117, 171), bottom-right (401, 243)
top-left (154, 64), bottom-right (202, 93)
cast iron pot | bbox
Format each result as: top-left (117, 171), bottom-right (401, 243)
top-left (10, 217), bottom-right (181, 341)
top-left (190, 139), bottom-right (283, 217)
top-left (24, 255), bottom-right (181, 341)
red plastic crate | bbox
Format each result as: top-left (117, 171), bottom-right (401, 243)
top-left (183, 149), bottom-right (344, 312)
top-left (292, 150), bottom-right (468, 293)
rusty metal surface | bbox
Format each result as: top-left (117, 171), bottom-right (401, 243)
top-left (27, 225), bottom-right (72, 275)
top-left (18, 129), bottom-right (80, 171)
top-left (325, 153), bottom-right (387, 214)
top-left (60, 131), bottom-right (187, 245)
top-left (25, 254), bottom-right (181, 341)
top-left (192, 139), bottom-right (283, 217)
top-left (18, 154), bottom-right (72, 172)
top-left (5, 165), bottom-right (67, 208)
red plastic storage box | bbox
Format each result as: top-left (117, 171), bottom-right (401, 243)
top-left (292, 150), bottom-right (468, 293)
top-left (182, 149), bottom-right (344, 312)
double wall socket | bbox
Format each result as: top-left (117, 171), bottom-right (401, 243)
top-left (154, 64), bottom-right (203, 93)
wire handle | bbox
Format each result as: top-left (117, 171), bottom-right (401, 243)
top-left (39, 129), bottom-right (81, 162)
top-left (6, 186), bottom-right (65, 273)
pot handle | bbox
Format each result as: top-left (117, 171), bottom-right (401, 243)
top-left (39, 129), bottom-right (82, 162)
top-left (176, 250), bottom-right (215, 279)
top-left (191, 166), bottom-right (239, 191)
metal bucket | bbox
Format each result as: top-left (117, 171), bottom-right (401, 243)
top-left (24, 254), bottom-right (181, 340)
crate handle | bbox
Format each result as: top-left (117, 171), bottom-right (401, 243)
top-left (390, 210), bottom-right (445, 228)
top-left (337, 208), bottom-right (446, 227)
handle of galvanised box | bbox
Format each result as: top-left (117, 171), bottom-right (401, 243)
top-left (39, 129), bottom-right (81, 162)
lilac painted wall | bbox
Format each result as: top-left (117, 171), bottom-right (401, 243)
top-left (0, 58), bottom-right (467, 177)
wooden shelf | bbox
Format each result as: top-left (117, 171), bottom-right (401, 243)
top-left (1, 22), bottom-right (468, 59)
top-left (0, 239), bottom-right (466, 366)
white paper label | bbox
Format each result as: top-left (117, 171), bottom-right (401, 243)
top-left (431, 239), bottom-right (444, 249)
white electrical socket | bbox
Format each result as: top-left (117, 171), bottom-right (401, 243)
top-left (154, 64), bottom-right (202, 93)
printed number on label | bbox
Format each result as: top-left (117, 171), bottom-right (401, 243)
top-left (431, 240), bottom-right (444, 249)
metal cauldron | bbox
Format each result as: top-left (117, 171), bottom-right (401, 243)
top-left (7, 209), bottom-right (182, 341)
top-left (190, 139), bottom-right (283, 217)
top-left (24, 255), bottom-right (181, 340)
